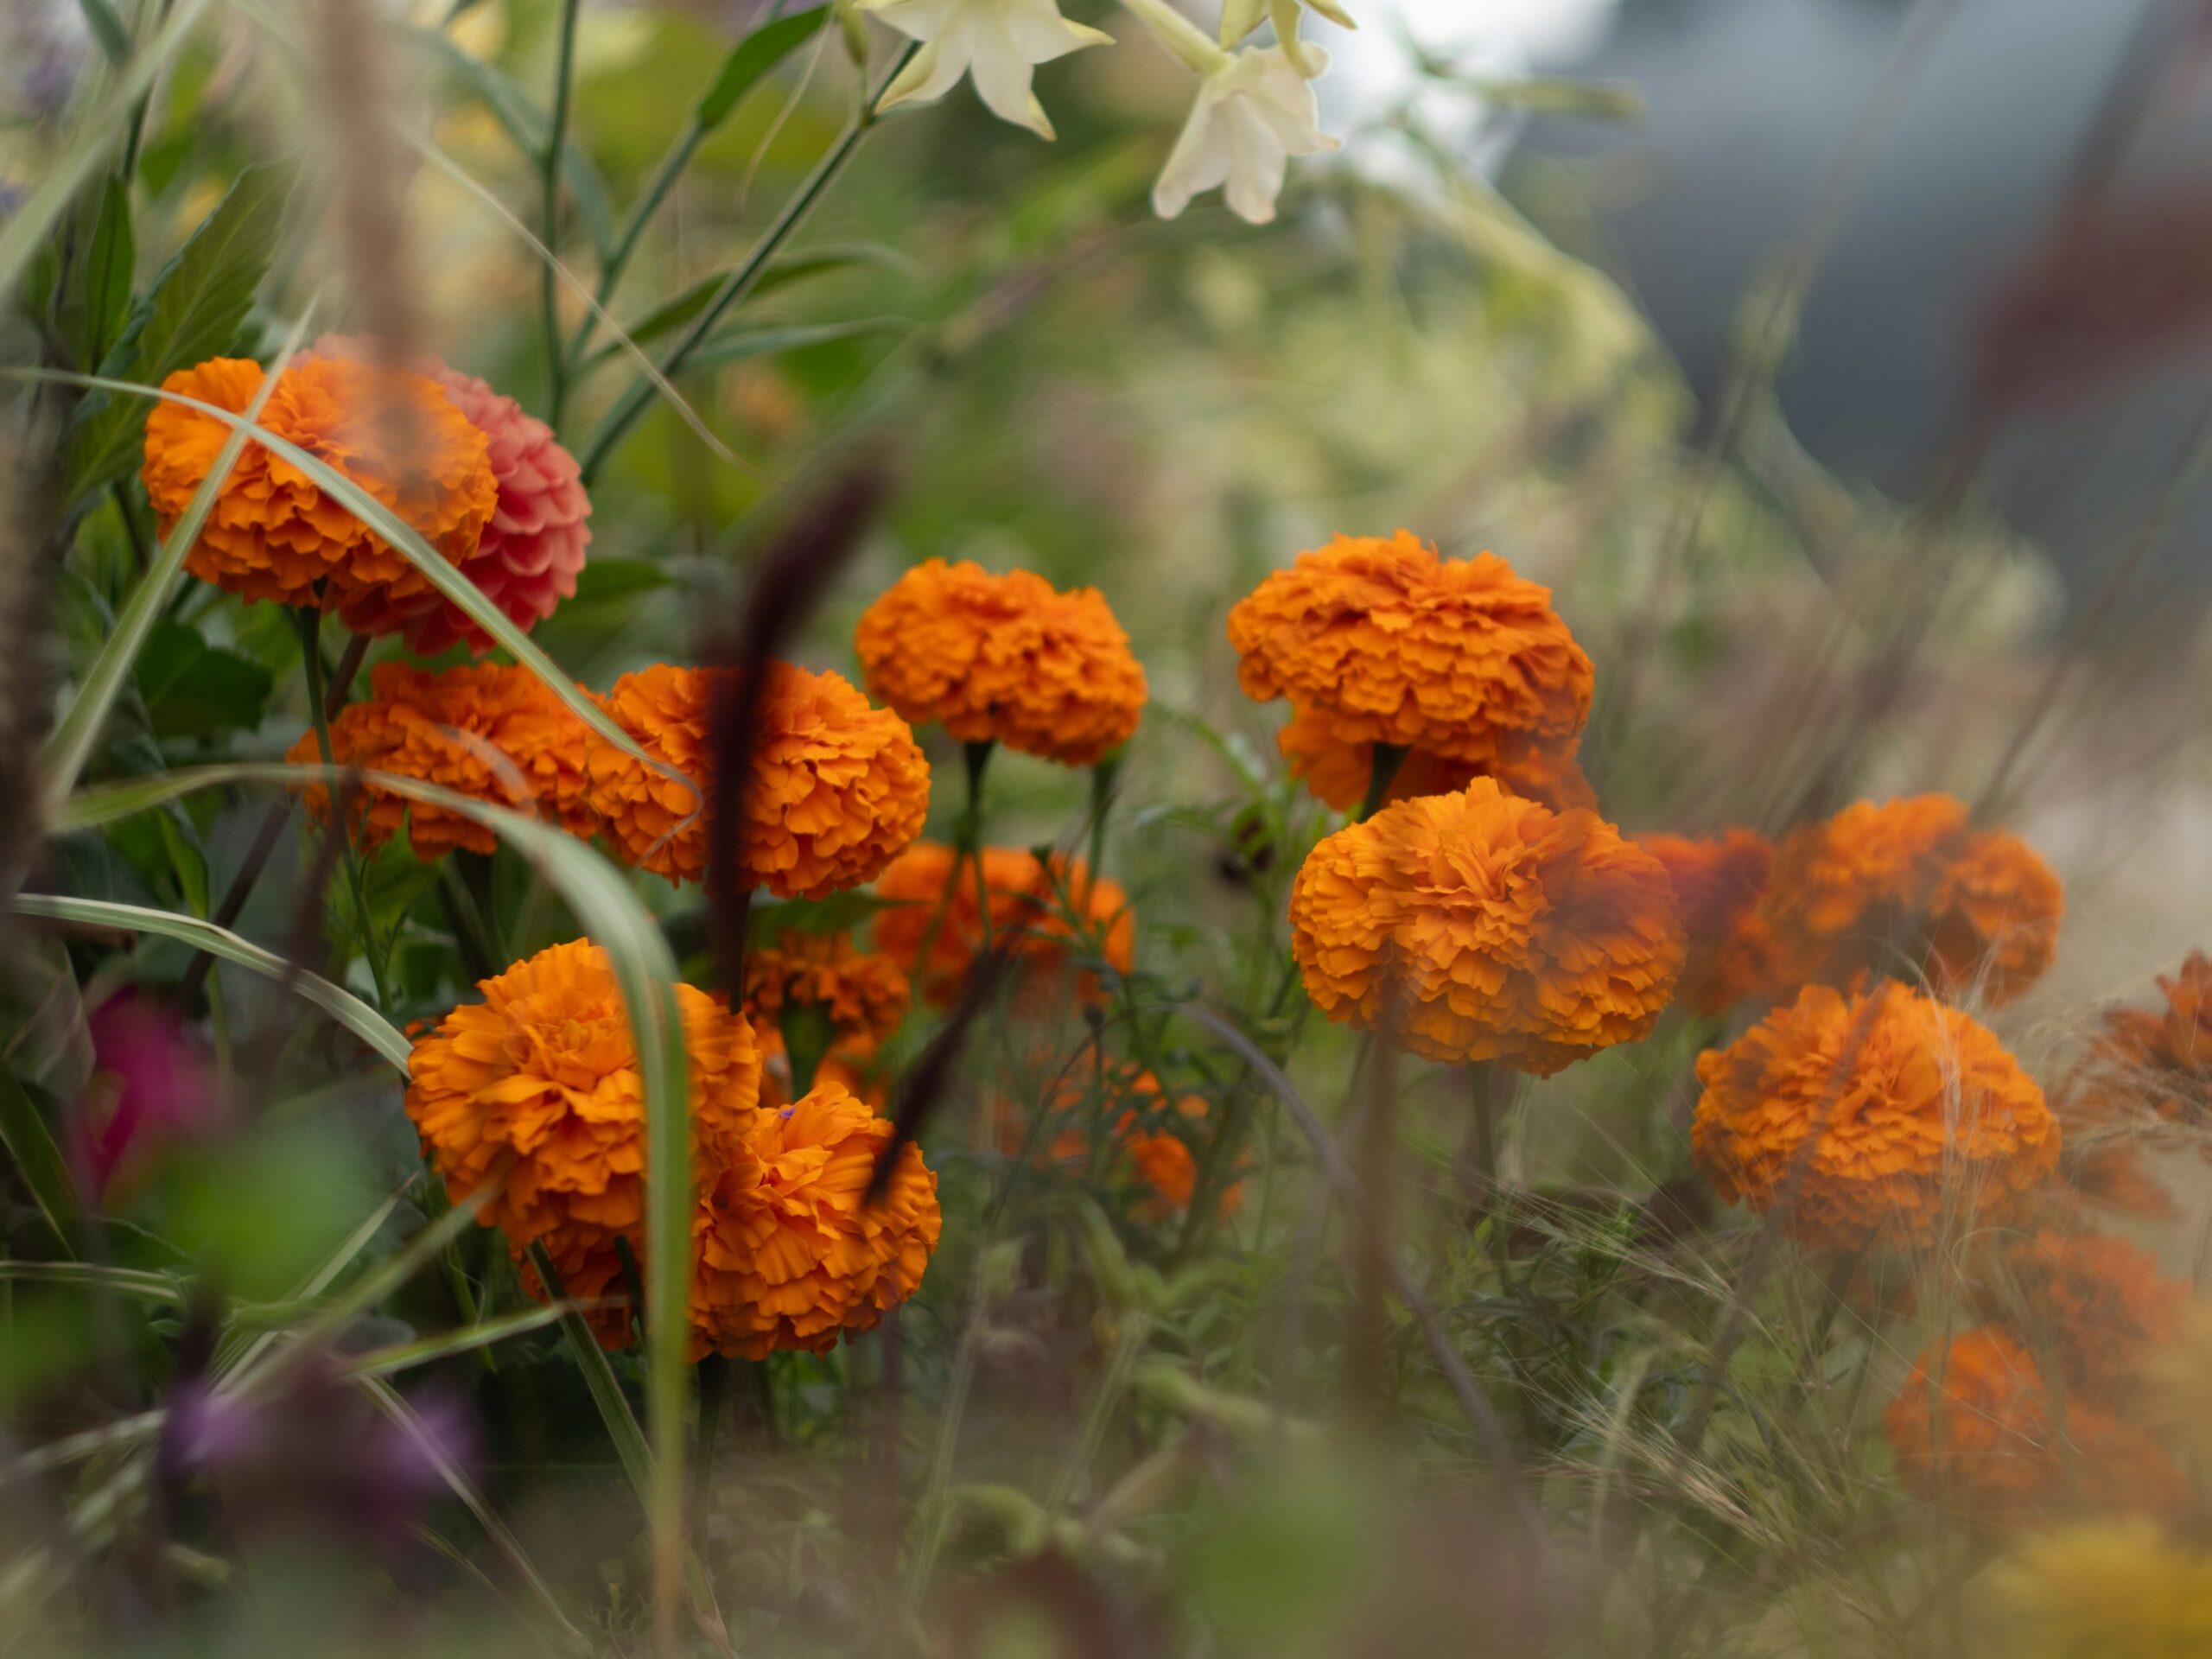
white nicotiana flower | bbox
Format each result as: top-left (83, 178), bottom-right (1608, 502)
top-left (862, 0), bottom-right (1112, 140)
top-left (1152, 46), bottom-right (1341, 224)
top-left (1217, 0), bottom-right (1354, 75)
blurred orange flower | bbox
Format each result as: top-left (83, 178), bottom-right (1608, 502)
top-left (854, 559), bottom-right (1147, 766)
top-left (1884, 1325), bottom-right (2187, 1526)
top-left (998, 1062), bottom-right (1240, 1223)
top-left (1990, 1230), bottom-right (2186, 1407)
top-left (1691, 981), bottom-right (2058, 1250)
top-left (404, 939), bottom-right (762, 1347)
top-left (873, 842), bottom-right (1133, 1005)
top-left (142, 355), bottom-right (495, 620)
top-left (1275, 704), bottom-right (1597, 816)
top-left (742, 931), bottom-right (910, 1056)
top-left (287, 661), bottom-right (598, 860)
top-left (2089, 950), bottom-right (2212, 1127)
top-left (1925, 829), bottom-right (2065, 1003)
top-left (690, 1082), bottom-right (940, 1360)
top-left (1638, 829), bottom-right (1776, 1017)
top-left (585, 661), bottom-right (930, 898)
top-left (1227, 531), bottom-right (1592, 763)
top-left (1288, 778), bottom-right (1683, 1074)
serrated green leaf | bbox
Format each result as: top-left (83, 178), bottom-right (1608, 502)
top-left (67, 162), bottom-right (295, 504)
top-left (696, 6), bottom-right (827, 131)
top-left (133, 618), bottom-right (274, 740)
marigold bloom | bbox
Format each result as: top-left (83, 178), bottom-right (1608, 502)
top-left (1883, 1325), bottom-right (2188, 1525)
top-left (375, 372), bottom-right (590, 653)
top-left (1925, 829), bottom-right (2064, 1002)
top-left (690, 1082), bottom-right (941, 1359)
top-left (2090, 950), bottom-right (2212, 1126)
top-left (1993, 1521), bottom-right (2212, 1659)
top-left (142, 355), bottom-right (496, 619)
top-left (1638, 829), bottom-right (1776, 1016)
top-left (287, 662), bottom-right (598, 860)
top-left (1691, 981), bottom-right (2058, 1250)
top-left (1275, 703), bottom-right (1597, 816)
top-left (586, 662), bottom-right (931, 898)
top-left (873, 842), bottom-right (1133, 1004)
top-left (1988, 1230), bottom-right (2185, 1406)
top-left (853, 559), bottom-right (1147, 767)
top-left (1287, 779), bottom-right (1682, 1074)
top-left (742, 931), bottom-right (910, 1056)
top-left (404, 940), bottom-right (762, 1344)
top-left (1227, 532), bottom-right (1593, 765)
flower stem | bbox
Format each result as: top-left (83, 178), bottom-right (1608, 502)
top-left (1118, 0), bottom-right (1232, 74)
top-left (959, 740), bottom-right (995, 955)
top-left (294, 606), bottom-right (392, 1014)
top-left (538, 0), bottom-right (584, 429)
top-left (1358, 743), bottom-right (1407, 821)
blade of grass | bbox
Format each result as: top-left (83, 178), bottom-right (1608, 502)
top-left (0, 1063), bottom-right (81, 1255)
top-left (343, 1302), bottom-right (577, 1378)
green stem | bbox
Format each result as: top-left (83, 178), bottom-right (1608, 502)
top-left (295, 606), bottom-right (392, 1013)
top-left (575, 41), bottom-right (919, 487)
top-left (1358, 743), bottom-right (1408, 822)
top-left (539, 0), bottom-right (584, 429)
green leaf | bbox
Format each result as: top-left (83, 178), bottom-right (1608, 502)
top-left (132, 619), bottom-right (274, 740)
top-left (753, 242), bottom-right (921, 299)
top-left (683, 316), bottom-right (909, 372)
top-left (10, 893), bottom-right (412, 1072)
top-left (0, 1066), bottom-right (81, 1256)
top-left (749, 888), bottom-right (918, 946)
top-left (75, 0), bottom-right (131, 65)
top-left (66, 161), bottom-right (296, 504)
top-left (696, 6), bottom-right (828, 131)
top-left (54, 175), bottom-right (137, 371)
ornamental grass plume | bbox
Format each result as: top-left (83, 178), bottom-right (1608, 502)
top-left (1984, 1230), bottom-right (2185, 1407)
top-left (1750, 794), bottom-right (2063, 1004)
top-left (287, 661), bottom-right (598, 860)
top-left (1227, 531), bottom-right (1593, 771)
top-left (852, 559), bottom-right (1147, 766)
top-left (1637, 829), bottom-right (1776, 1017)
top-left (585, 661), bottom-right (931, 897)
top-left (1274, 704), bottom-right (1597, 817)
top-left (689, 1081), bottom-right (941, 1360)
top-left (1691, 981), bottom-right (2058, 1250)
top-left (142, 355), bottom-right (496, 620)
top-left (873, 841), bottom-right (1134, 1004)
top-left (1992, 1521), bottom-right (2212, 1659)
top-left (1287, 778), bottom-right (1682, 1073)
top-left (404, 939), bottom-right (762, 1346)
top-left (1882, 1325), bottom-right (2187, 1527)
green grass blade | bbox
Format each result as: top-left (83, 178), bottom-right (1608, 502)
top-left (0, 1063), bottom-right (81, 1255)
top-left (343, 1302), bottom-right (575, 1378)
top-left (0, 1260), bottom-right (182, 1302)
top-left (10, 893), bottom-right (411, 1071)
top-left (39, 312), bottom-right (314, 813)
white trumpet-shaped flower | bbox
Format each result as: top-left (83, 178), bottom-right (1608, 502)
top-left (862, 0), bottom-right (1111, 139)
top-left (1151, 42), bottom-right (1341, 225)
top-left (1218, 0), bottom-right (1354, 75)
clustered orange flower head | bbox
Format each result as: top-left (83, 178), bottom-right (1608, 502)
top-left (404, 939), bottom-right (762, 1346)
top-left (142, 355), bottom-right (496, 620)
top-left (1882, 1325), bottom-right (2188, 1527)
top-left (286, 662), bottom-right (600, 861)
top-left (1988, 1230), bottom-right (2187, 1407)
top-left (1287, 778), bottom-right (1683, 1074)
top-left (872, 842), bottom-right (1134, 1006)
top-left (585, 661), bottom-right (931, 898)
top-left (2090, 950), bottom-right (2212, 1127)
top-left (742, 930), bottom-right (910, 1056)
top-left (1924, 829), bottom-right (2065, 1003)
top-left (1637, 829), bottom-right (1776, 1016)
top-left (1226, 531), bottom-right (1593, 764)
top-left (689, 1082), bottom-right (941, 1360)
top-left (853, 559), bottom-right (1147, 766)
top-left (1274, 704), bottom-right (1598, 817)
top-left (1690, 980), bottom-right (2058, 1251)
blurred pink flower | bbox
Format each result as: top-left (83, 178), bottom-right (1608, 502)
top-left (77, 991), bottom-right (222, 1201)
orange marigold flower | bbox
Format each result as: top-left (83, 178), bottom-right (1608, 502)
top-left (1925, 830), bottom-right (2064, 1003)
top-left (1883, 1325), bottom-right (2188, 1526)
top-left (585, 662), bottom-right (931, 898)
top-left (998, 1062), bottom-right (1241, 1222)
top-left (2089, 950), bottom-right (2212, 1127)
top-left (689, 1082), bottom-right (941, 1360)
top-left (1691, 981), bottom-right (2058, 1250)
top-left (1287, 778), bottom-right (1683, 1074)
top-left (286, 662), bottom-right (598, 861)
top-left (404, 940), bottom-right (761, 1346)
top-left (1988, 1230), bottom-right (2186, 1406)
top-left (1638, 829), bottom-right (1776, 1016)
top-left (854, 559), bottom-right (1147, 766)
top-left (742, 930), bottom-right (910, 1055)
top-left (1226, 531), bottom-right (1593, 763)
top-left (142, 355), bottom-right (496, 620)
top-left (873, 842), bottom-right (1133, 1005)
top-left (1275, 703), bottom-right (1597, 816)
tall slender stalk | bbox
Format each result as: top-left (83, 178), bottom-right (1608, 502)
top-left (538, 0), bottom-right (584, 429)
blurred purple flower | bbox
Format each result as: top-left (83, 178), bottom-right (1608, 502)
top-left (76, 990), bottom-right (224, 1200)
